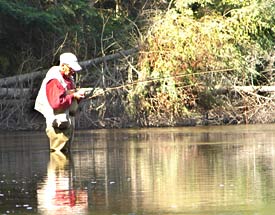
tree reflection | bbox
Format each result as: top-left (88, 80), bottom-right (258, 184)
top-left (72, 127), bottom-right (275, 214)
top-left (37, 151), bottom-right (88, 215)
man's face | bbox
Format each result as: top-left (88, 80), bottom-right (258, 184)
top-left (61, 64), bottom-right (75, 76)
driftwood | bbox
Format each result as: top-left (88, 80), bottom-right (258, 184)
top-left (0, 47), bottom-right (139, 87)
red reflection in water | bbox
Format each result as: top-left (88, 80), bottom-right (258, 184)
top-left (37, 151), bottom-right (88, 215)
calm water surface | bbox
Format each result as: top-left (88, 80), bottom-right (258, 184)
top-left (1, 124), bottom-right (275, 215)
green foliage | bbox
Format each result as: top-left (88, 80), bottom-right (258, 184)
top-left (0, 0), bottom-right (135, 76)
top-left (130, 0), bottom-right (275, 125)
top-left (0, 0), bottom-right (59, 31)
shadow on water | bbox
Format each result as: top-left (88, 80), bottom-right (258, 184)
top-left (1, 124), bottom-right (275, 214)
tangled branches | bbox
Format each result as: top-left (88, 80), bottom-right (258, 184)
top-left (206, 89), bottom-right (275, 126)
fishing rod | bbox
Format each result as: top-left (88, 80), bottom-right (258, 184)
top-left (79, 67), bottom-right (237, 99)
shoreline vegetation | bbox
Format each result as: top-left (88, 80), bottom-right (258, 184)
top-left (0, 0), bottom-right (275, 130)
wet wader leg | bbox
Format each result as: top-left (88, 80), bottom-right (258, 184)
top-left (46, 127), bottom-right (70, 152)
top-left (45, 116), bottom-right (75, 152)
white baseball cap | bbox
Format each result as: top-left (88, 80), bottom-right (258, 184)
top-left (60, 52), bottom-right (82, 71)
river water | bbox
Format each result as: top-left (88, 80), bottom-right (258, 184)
top-left (1, 124), bottom-right (275, 215)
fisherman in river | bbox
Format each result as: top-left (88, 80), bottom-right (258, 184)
top-left (34, 53), bottom-right (85, 153)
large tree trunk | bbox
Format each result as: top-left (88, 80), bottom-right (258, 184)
top-left (0, 47), bottom-right (139, 87)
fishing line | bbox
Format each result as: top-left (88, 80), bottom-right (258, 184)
top-left (84, 67), bottom-right (237, 99)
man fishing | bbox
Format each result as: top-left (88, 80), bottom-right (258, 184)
top-left (35, 52), bottom-right (85, 153)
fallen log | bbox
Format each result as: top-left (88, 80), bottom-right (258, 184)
top-left (234, 86), bottom-right (275, 92)
top-left (1, 84), bottom-right (275, 99)
top-left (0, 99), bottom-right (35, 105)
top-left (80, 47), bottom-right (138, 67)
top-left (0, 47), bottom-right (139, 87)
top-left (214, 85), bottom-right (275, 94)
top-left (0, 70), bottom-right (47, 88)
top-left (0, 88), bottom-right (32, 98)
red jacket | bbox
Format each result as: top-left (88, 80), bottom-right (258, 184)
top-left (46, 76), bottom-right (75, 110)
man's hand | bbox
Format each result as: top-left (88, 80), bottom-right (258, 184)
top-left (73, 91), bottom-right (85, 100)
top-left (72, 87), bottom-right (105, 99)
top-left (67, 89), bottom-right (76, 95)
top-left (77, 88), bottom-right (88, 96)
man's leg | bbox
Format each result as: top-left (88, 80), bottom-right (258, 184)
top-left (46, 126), bottom-right (71, 152)
top-left (46, 116), bottom-right (75, 152)
top-left (61, 116), bottom-right (75, 152)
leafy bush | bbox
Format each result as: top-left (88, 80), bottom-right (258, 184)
top-left (129, 0), bottom-right (275, 126)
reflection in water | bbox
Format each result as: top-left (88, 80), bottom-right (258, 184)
top-left (37, 152), bottom-right (88, 215)
top-left (72, 125), bottom-right (275, 214)
top-left (0, 132), bottom-right (48, 214)
top-left (1, 125), bottom-right (275, 215)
